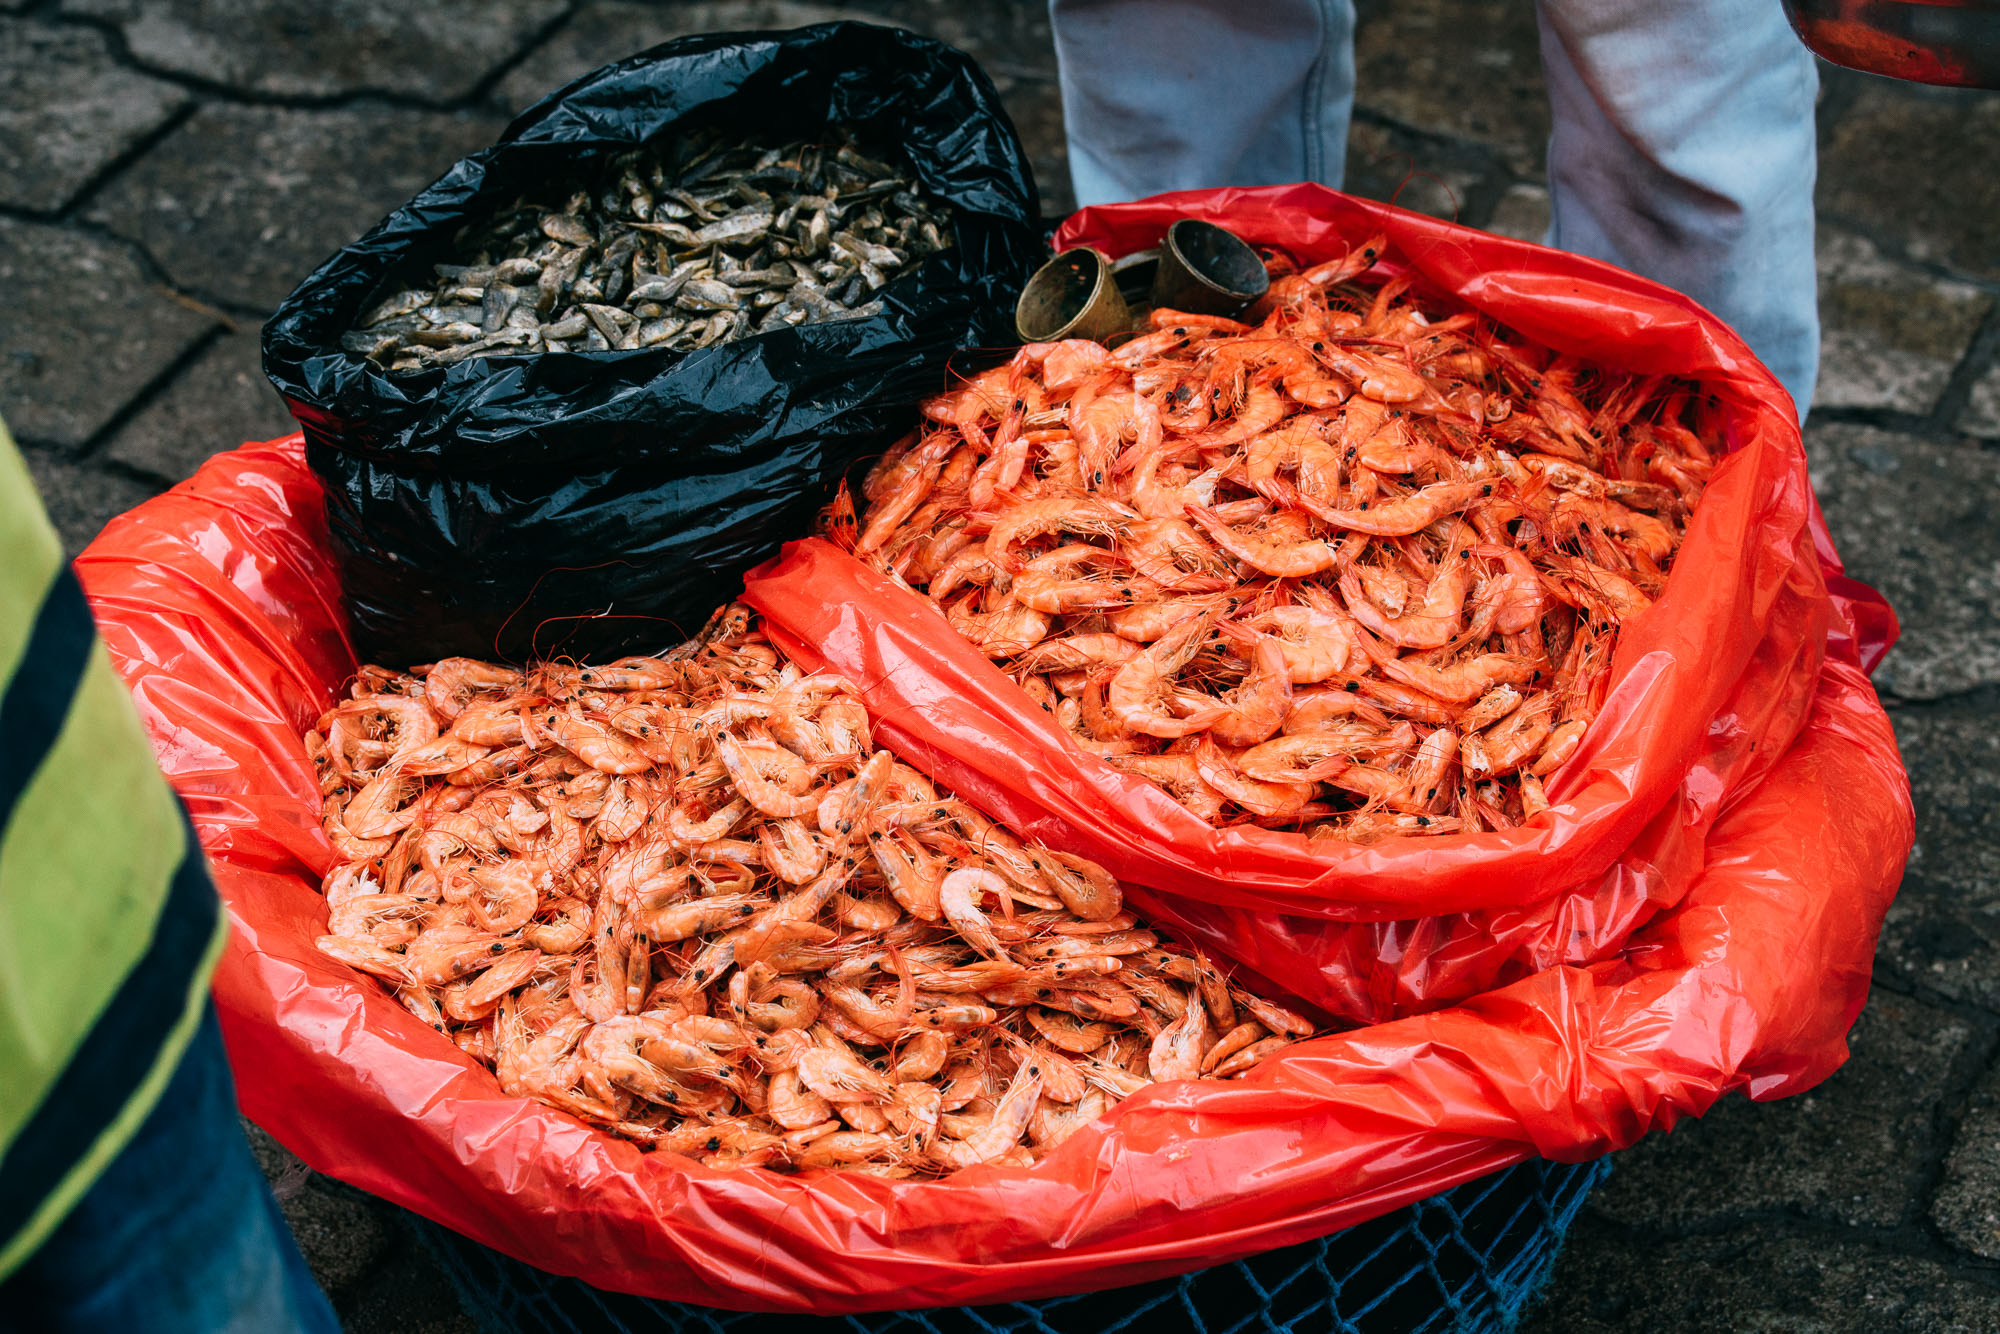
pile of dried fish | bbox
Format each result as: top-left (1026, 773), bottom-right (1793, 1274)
top-left (308, 605), bottom-right (1315, 1174)
top-left (345, 128), bottom-right (955, 371)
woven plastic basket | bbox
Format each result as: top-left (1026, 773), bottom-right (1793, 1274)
top-left (411, 1155), bottom-right (1608, 1334)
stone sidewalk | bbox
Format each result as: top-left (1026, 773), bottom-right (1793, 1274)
top-left (4, 1), bottom-right (1998, 1329)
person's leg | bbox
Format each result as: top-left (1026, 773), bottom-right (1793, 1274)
top-left (1, 1006), bottom-right (339, 1334)
top-left (1536, 0), bottom-right (1820, 418)
top-left (1050, 0), bottom-right (1358, 206)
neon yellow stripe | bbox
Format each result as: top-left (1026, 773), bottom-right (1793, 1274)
top-left (0, 650), bottom-right (190, 1158)
top-left (0, 422), bottom-right (66, 696)
top-left (0, 908), bottom-right (227, 1281)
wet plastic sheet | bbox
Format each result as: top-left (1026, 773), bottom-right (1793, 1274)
top-left (261, 23), bottom-right (1044, 664)
top-left (741, 183), bottom-right (1892, 1024)
top-left (78, 429), bottom-right (1908, 1313)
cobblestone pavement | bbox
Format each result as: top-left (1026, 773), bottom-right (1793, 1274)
top-left (6, 1), bottom-right (1998, 1330)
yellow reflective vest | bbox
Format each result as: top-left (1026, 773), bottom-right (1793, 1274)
top-left (0, 422), bottom-right (226, 1278)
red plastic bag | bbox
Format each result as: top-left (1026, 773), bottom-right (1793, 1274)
top-left (74, 192), bottom-right (1909, 1313)
top-left (742, 184), bottom-right (1886, 1023)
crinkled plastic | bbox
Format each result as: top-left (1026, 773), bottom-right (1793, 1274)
top-left (80, 427), bottom-right (1906, 1313)
top-left (261, 23), bottom-right (1044, 664)
top-left (741, 184), bottom-right (1896, 1024)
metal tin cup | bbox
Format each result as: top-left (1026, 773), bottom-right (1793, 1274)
top-left (1152, 219), bottom-right (1270, 318)
top-left (1015, 247), bottom-right (1133, 343)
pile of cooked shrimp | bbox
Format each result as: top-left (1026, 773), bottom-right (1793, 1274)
top-left (306, 606), bottom-right (1314, 1175)
top-left (836, 236), bottom-right (1714, 841)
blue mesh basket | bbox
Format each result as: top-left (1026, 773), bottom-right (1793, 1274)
top-left (409, 1154), bottom-right (1608, 1334)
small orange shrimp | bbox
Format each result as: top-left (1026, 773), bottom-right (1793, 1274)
top-left (540, 707), bottom-right (653, 775)
top-left (856, 430), bottom-right (958, 556)
top-left (1107, 611), bottom-right (1228, 739)
top-left (1024, 848), bottom-right (1121, 923)
top-left (797, 1036), bottom-right (895, 1104)
top-left (979, 497), bottom-right (1137, 573)
top-left (442, 948), bottom-right (541, 1023)
top-left (316, 934), bottom-right (407, 982)
top-left (1215, 1036), bottom-right (1292, 1077)
top-left (343, 768), bottom-right (421, 841)
top-left (1119, 519), bottom-right (1234, 594)
top-left (1192, 737), bottom-right (1315, 819)
top-left (1190, 383), bottom-right (1286, 448)
top-left (938, 867), bottom-right (1007, 957)
top-left (403, 922), bottom-right (514, 987)
top-left (1105, 753), bottom-right (1227, 824)
top-left (1532, 719), bottom-right (1588, 776)
top-left (1298, 479), bottom-right (1485, 537)
top-left (715, 736), bottom-right (821, 819)
top-left (1071, 387), bottom-right (1162, 488)
top-left (1146, 991), bottom-right (1209, 1081)
top-left (1011, 633), bottom-right (1142, 674)
top-left (1184, 504), bottom-right (1339, 578)
top-left (1011, 544), bottom-right (1145, 614)
top-left (1364, 645), bottom-right (1541, 706)
top-left (932, 1058), bottom-right (1042, 1169)
top-left (1464, 695), bottom-right (1555, 778)
top-left (521, 897), bottom-right (591, 954)
top-left (465, 858), bottom-right (544, 934)
top-left (1205, 635), bottom-right (1294, 747)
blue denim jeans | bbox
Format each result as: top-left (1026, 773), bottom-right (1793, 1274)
top-left (1049, 0), bottom-right (1821, 418)
top-left (0, 1006), bottom-right (340, 1334)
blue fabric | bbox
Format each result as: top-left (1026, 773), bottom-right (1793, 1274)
top-left (1048, 0), bottom-right (1822, 418)
top-left (411, 1154), bottom-right (1611, 1334)
top-left (0, 1006), bottom-right (340, 1334)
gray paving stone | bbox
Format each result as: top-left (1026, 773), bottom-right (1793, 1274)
top-left (493, 1), bottom-right (1073, 215)
top-left (1485, 181), bottom-right (1550, 243)
top-left (60, 0), bottom-right (567, 102)
top-left (1353, 0), bottom-right (1547, 176)
top-left (0, 216), bottom-right (216, 448)
top-left (1805, 422), bottom-right (2000, 700)
top-left (243, 1122), bottom-right (396, 1301)
top-left (1819, 82), bottom-right (2000, 283)
top-left (1876, 693), bottom-right (2000, 1012)
top-left (1525, 1230), bottom-right (2000, 1334)
top-left (1343, 119), bottom-right (1493, 224)
top-left (991, 71), bottom-right (1072, 220)
top-left (339, 1231), bottom-right (480, 1334)
top-left (19, 444), bottom-right (162, 554)
top-left (0, 19), bottom-right (189, 214)
top-left (494, 2), bottom-right (888, 112)
top-left (86, 103), bottom-right (508, 311)
top-left (839, 0), bottom-right (1059, 81)
top-left (103, 329), bottom-right (297, 483)
top-left (1588, 989), bottom-right (1977, 1231)
top-left (1815, 227), bottom-right (1992, 416)
top-left (1960, 357), bottom-right (2000, 440)
top-left (1934, 1057), bottom-right (2000, 1261)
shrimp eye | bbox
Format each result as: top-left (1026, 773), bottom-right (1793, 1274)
top-left (1416, 815), bottom-right (1430, 826)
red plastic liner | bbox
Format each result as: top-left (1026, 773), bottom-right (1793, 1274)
top-left (74, 189), bottom-right (1909, 1313)
top-left (742, 183), bottom-right (1898, 1023)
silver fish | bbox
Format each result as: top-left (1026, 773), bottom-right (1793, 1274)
top-left (348, 127), bottom-right (954, 370)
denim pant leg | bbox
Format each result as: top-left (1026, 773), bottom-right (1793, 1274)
top-left (1537, 0), bottom-right (1822, 418)
top-left (1, 1006), bottom-right (340, 1334)
top-left (1050, 0), bottom-right (1358, 207)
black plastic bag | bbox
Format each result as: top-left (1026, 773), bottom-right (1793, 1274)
top-left (262, 23), bottom-right (1043, 662)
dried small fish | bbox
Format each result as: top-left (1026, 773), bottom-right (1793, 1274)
top-left (348, 127), bottom-right (954, 371)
